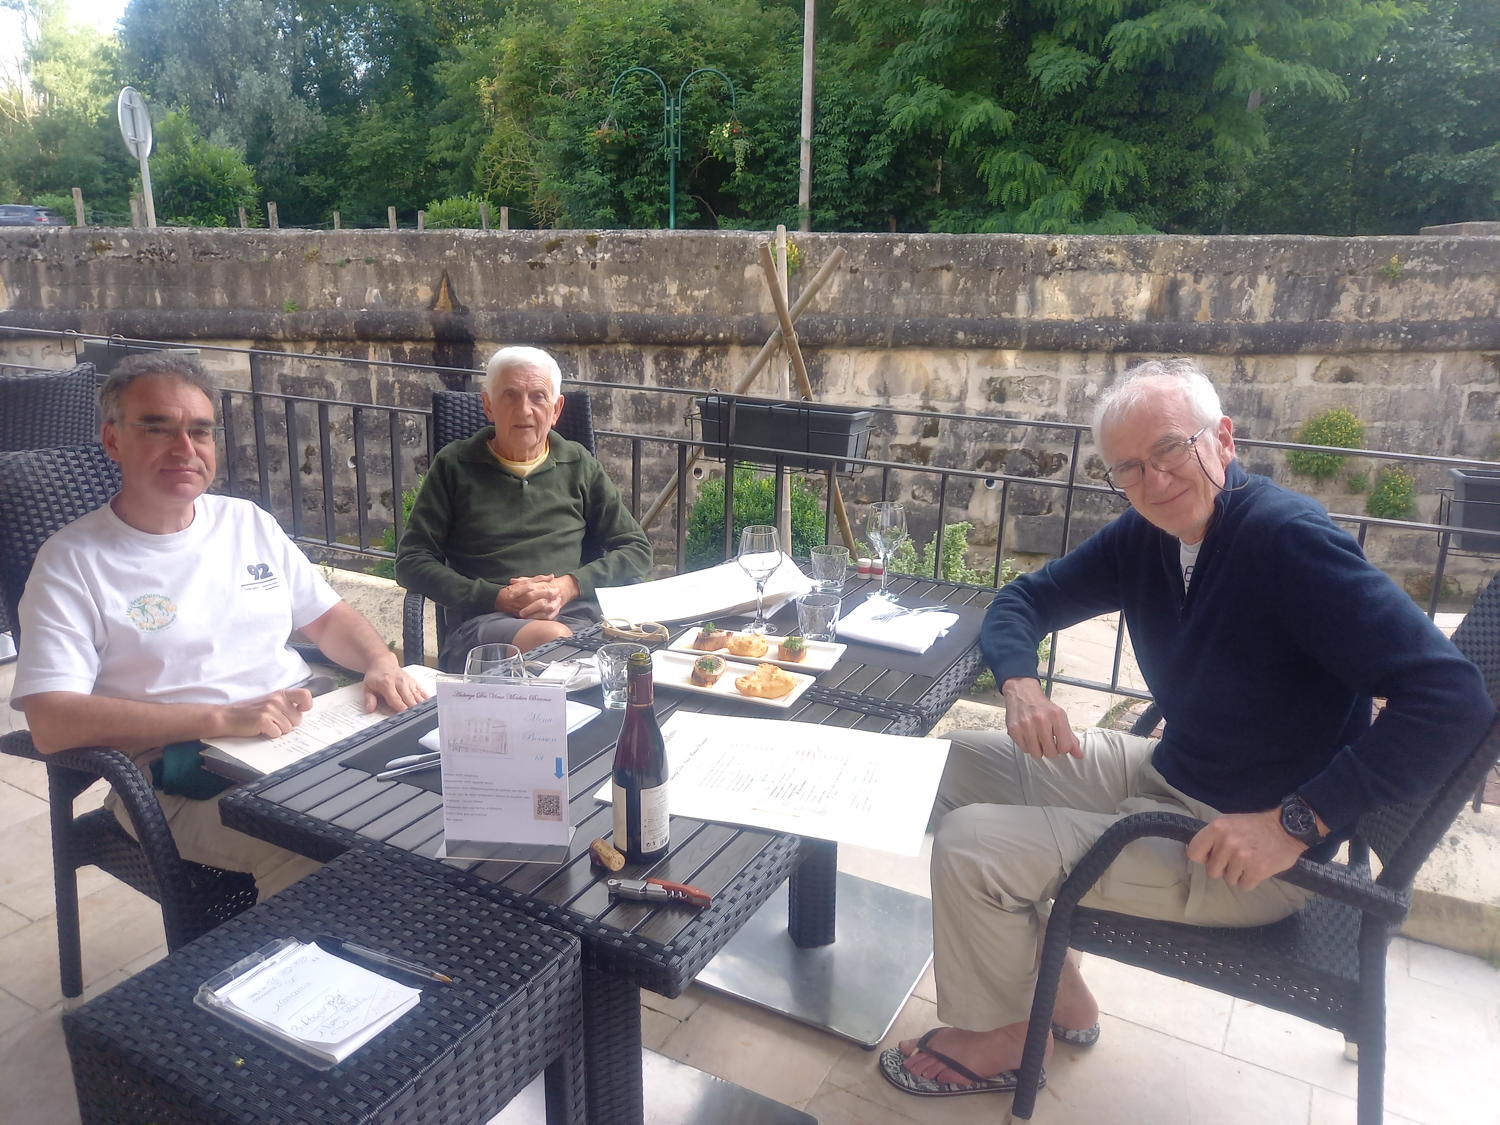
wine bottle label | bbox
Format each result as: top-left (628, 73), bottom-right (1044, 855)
top-left (611, 780), bottom-right (670, 855)
top-left (638, 781), bottom-right (669, 853)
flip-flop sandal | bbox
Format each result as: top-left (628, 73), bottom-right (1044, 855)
top-left (1052, 1021), bottom-right (1101, 1047)
top-left (877, 1029), bottom-right (1046, 1098)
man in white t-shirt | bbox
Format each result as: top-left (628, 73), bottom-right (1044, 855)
top-left (11, 353), bottom-right (427, 898)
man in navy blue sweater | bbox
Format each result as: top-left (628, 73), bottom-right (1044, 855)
top-left (882, 359), bottom-right (1494, 1099)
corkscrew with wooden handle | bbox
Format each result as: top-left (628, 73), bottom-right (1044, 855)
top-left (606, 877), bottom-right (712, 909)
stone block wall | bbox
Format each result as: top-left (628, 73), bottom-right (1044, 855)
top-left (2, 228), bottom-right (1497, 597)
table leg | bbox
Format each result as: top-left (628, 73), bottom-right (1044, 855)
top-left (582, 962), bottom-right (645, 1125)
top-left (788, 838), bottom-right (837, 947)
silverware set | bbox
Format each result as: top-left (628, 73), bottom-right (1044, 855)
top-left (870, 604), bottom-right (949, 623)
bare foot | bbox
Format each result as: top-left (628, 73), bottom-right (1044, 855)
top-left (1052, 953), bottom-right (1100, 1034)
top-left (897, 1023), bottom-right (1049, 1087)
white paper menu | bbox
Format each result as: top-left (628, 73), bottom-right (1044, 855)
top-left (436, 677), bottom-right (574, 864)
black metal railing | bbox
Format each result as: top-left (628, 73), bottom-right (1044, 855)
top-left (4, 325), bottom-right (1499, 706)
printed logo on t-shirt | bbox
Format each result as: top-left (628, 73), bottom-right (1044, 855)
top-left (126, 594), bottom-right (177, 632)
top-left (241, 562), bottom-right (281, 591)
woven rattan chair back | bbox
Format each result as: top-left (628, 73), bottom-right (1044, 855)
top-left (0, 442), bottom-right (257, 999)
top-left (0, 363), bottom-right (100, 453)
top-left (0, 443), bottom-right (120, 640)
top-left (431, 387), bottom-right (596, 455)
top-left (1355, 573), bottom-right (1500, 884)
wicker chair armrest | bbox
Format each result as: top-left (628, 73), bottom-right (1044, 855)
top-left (1056, 810), bottom-right (1409, 924)
top-left (402, 588), bottom-right (427, 666)
top-left (0, 730), bottom-right (187, 868)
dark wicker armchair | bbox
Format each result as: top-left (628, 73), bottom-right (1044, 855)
top-left (0, 443), bottom-right (257, 998)
top-left (400, 388), bottom-right (597, 667)
top-left (1013, 576), bottom-right (1500, 1125)
top-left (0, 362), bottom-right (101, 640)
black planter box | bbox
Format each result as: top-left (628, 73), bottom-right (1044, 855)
top-left (1447, 468), bottom-right (1500, 550)
top-left (697, 395), bottom-right (874, 473)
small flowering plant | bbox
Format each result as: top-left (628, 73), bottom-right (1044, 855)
top-left (708, 120), bottom-right (749, 173)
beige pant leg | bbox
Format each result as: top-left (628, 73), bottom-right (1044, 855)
top-left (931, 727), bottom-right (1310, 1031)
top-left (105, 788), bottom-right (322, 900)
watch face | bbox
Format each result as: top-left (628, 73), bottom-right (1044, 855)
top-left (1281, 798), bottom-right (1318, 841)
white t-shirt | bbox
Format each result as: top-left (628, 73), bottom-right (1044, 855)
top-left (1179, 538), bottom-right (1202, 592)
top-left (12, 494), bottom-right (341, 710)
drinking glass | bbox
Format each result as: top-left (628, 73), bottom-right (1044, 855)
top-left (737, 524), bottom-right (782, 634)
top-left (809, 544), bottom-right (850, 594)
top-left (597, 642), bottom-right (649, 709)
top-left (464, 643), bottom-right (528, 683)
top-left (796, 592), bottom-right (841, 642)
top-left (866, 502), bottom-right (907, 601)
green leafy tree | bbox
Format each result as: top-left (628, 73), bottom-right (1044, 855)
top-left (1233, 0), bottom-right (1500, 234)
top-left (1288, 408), bottom-right (1366, 480)
top-left (149, 109), bottom-right (259, 226)
top-left (835, 0), bottom-right (1401, 232)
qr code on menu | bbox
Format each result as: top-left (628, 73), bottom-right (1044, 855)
top-left (533, 790), bottom-right (563, 821)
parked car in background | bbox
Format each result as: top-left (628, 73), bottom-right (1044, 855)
top-left (0, 205), bottom-right (66, 227)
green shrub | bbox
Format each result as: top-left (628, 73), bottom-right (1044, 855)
top-left (422, 194), bottom-right (487, 229)
top-left (1345, 469), bottom-right (1370, 493)
top-left (886, 520), bottom-right (998, 586)
top-left (1287, 408), bottom-right (1365, 480)
top-left (1366, 466), bottom-right (1416, 520)
top-left (684, 468), bottom-right (826, 570)
top-left (368, 478), bottom-right (425, 579)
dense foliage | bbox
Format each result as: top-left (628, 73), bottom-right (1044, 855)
top-left (1, 0), bottom-right (1494, 233)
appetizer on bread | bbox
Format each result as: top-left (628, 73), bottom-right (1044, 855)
top-left (691, 655), bottom-right (726, 686)
top-left (691, 622), bottom-right (731, 651)
top-left (776, 636), bottom-right (808, 662)
top-left (725, 633), bottom-right (768, 658)
top-left (735, 661), bottom-right (797, 699)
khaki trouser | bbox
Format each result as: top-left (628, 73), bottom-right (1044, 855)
top-left (932, 727), bottom-right (1311, 1030)
top-left (106, 787), bottom-right (322, 901)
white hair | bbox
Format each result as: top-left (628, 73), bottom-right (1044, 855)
top-left (485, 345), bottom-right (562, 398)
top-left (1092, 358), bottom-right (1224, 443)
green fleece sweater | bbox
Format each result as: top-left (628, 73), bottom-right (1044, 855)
top-left (396, 428), bottom-right (652, 626)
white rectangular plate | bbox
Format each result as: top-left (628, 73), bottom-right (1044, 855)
top-left (666, 628), bottom-right (846, 673)
top-left (651, 649), bottom-right (816, 710)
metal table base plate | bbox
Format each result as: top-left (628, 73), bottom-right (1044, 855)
top-left (492, 1050), bottom-right (815, 1125)
top-left (697, 873), bottom-right (934, 1048)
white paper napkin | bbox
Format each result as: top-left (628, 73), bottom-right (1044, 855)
top-left (835, 597), bottom-right (959, 654)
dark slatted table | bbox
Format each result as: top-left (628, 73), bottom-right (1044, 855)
top-left (221, 678), bottom-right (927, 1125)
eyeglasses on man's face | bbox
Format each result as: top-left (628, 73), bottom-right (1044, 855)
top-left (1104, 425), bottom-right (1209, 492)
top-left (129, 421), bottom-right (222, 446)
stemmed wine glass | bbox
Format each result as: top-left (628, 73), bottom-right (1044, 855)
top-left (866, 502), bottom-right (907, 601)
top-left (737, 524), bottom-right (782, 634)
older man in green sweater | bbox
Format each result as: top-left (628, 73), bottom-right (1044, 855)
top-left (397, 346), bottom-right (652, 670)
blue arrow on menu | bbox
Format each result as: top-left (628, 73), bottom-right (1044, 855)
top-left (554, 757), bottom-right (565, 779)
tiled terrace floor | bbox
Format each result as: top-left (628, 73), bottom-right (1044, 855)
top-left (3, 656), bottom-right (1498, 1124)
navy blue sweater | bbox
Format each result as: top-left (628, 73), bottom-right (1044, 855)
top-left (981, 461), bottom-right (1493, 831)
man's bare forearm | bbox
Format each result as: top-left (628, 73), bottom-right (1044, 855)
top-left (299, 602), bottom-right (400, 674)
top-left (23, 692), bottom-right (231, 755)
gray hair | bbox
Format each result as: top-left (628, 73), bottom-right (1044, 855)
top-left (1092, 358), bottom-right (1224, 443)
top-left (100, 353), bottom-right (219, 423)
top-left (485, 345), bottom-right (562, 398)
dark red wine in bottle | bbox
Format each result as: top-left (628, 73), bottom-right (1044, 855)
top-left (611, 651), bottom-right (669, 864)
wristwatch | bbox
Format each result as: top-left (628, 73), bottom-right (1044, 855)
top-left (1278, 793), bottom-right (1327, 847)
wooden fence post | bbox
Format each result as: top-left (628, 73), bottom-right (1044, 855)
top-left (129, 194), bottom-right (142, 227)
top-left (500, 206), bottom-right (510, 231)
top-left (237, 205), bottom-right (247, 229)
top-left (267, 201), bottom-right (279, 229)
top-left (417, 210), bottom-right (425, 232)
top-left (332, 210), bottom-right (341, 230)
top-left (479, 202), bottom-right (490, 230)
top-left (388, 206), bottom-right (397, 231)
top-left (71, 187), bottom-right (85, 226)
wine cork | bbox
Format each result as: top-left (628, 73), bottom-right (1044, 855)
top-left (589, 837), bottom-right (626, 872)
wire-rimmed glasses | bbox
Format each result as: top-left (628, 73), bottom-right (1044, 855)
top-left (737, 524), bottom-right (781, 634)
top-left (866, 502), bottom-right (907, 601)
top-left (1103, 426), bottom-right (1209, 495)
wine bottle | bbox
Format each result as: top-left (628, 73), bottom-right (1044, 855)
top-left (611, 651), bottom-right (669, 864)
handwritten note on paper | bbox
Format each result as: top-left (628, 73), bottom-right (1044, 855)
top-left (437, 678), bottom-right (574, 863)
top-left (594, 711), bottom-right (950, 856)
top-left (596, 554), bottom-right (812, 625)
top-left (213, 941), bottom-right (420, 1063)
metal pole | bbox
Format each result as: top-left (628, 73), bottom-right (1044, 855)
top-left (137, 150), bottom-right (157, 228)
top-left (798, 0), bottom-right (815, 232)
